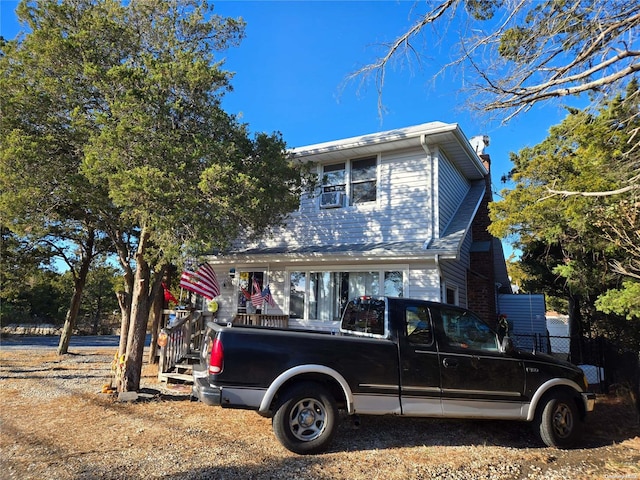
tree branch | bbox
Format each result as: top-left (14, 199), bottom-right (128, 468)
top-left (543, 184), bottom-right (639, 199)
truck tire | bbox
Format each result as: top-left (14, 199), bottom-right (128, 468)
top-left (272, 382), bottom-right (338, 455)
top-left (535, 391), bottom-right (582, 448)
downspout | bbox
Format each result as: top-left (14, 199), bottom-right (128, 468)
top-left (421, 134), bottom-right (442, 301)
top-left (435, 254), bottom-right (443, 302)
top-left (420, 134), bottom-right (436, 249)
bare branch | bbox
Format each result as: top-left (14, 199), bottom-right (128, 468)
top-left (345, 0), bottom-right (460, 116)
top-left (543, 184), bottom-right (639, 198)
top-left (486, 54), bottom-right (640, 110)
top-left (350, 0), bottom-right (640, 122)
top-left (611, 260), bottom-right (640, 279)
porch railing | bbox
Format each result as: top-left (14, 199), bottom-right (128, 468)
top-left (157, 310), bottom-right (287, 380)
top-left (158, 309), bottom-right (204, 377)
top-left (232, 313), bottom-right (289, 328)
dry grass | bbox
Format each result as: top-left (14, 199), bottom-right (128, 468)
top-left (1, 347), bottom-right (639, 480)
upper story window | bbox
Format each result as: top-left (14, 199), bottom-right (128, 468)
top-left (350, 158), bottom-right (377, 205)
top-left (320, 157), bottom-right (377, 209)
top-left (323, 163), bottom-right (346, 191)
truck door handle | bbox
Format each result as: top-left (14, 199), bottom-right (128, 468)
top-left (443, 358), bottom-right (458, 368)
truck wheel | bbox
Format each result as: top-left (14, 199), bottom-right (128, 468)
top-left (536, 391), bottom-right (582, 448)
top-left (272, 382), bottom-right (338, 455)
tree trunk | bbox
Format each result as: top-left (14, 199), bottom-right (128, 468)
top-left (57, 230), bottom-right (95, 355)
top-left (120, 229), bottom-right (152, 392)
top-left (57, 285), bottom-right (85, 355)
top-left (116, 292), bottom-right (130, 355)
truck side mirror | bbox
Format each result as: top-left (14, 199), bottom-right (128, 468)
top-left (500, 336), bottom-right (515, 354)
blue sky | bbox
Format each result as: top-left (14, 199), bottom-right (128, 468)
top-left (0, 1), bottom-right (587, 255)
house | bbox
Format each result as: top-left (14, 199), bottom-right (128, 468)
top-left (205, 121), bottom-right (512, 330)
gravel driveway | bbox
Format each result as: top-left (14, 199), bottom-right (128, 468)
top-left (0, 346), bottom-right (638, 480)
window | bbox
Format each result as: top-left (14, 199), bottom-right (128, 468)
top-left (309, 271), bottom-right (377, 321)
top-left (440, 307), bottom-right (498, 351)
top-left (406, 305), bottom-right (433, 346)
top-left (322, 163), bottom-right (346, 189)
top-left (384, 271), bottom-right (404, 297)
top-left (319, 157), bottom-right (377, 208)
top-left (289, 272), bottom-right (306, 319)
top-left (445, 284), bottom-right (458, 305)
top-left (288, 269), bottom-right (403, 321)
top-left (350, 158), bottom-right (377, 204)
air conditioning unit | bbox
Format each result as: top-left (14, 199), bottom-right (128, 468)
top-left (320, 191), bottom-right (343, 209)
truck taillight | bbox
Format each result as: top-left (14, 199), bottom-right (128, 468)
top-left (208, 337), bottom-right (223, 374)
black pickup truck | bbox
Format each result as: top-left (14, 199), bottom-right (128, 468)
top-left (192, 296), bottom-right (595, 454)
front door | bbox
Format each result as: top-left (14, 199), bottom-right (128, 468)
top-left (435, 306), bottom-right (525, 419)
top-left (398, 302), bottom-right (442, 416)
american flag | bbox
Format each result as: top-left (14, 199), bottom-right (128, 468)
top-left (179, 263), bottom-right (220, 300)
top-left (251, 278), bottom-right (264, 308)
top-left (261, 285), bottom-right (276, 307)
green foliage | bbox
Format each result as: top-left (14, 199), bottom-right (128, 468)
top-left (75, 265), bottom-right (121, 333)
top-left (489, 82), bottom-right (640, 340)
top-left (465, 0), bottom-right (502, 20)
top-left (1, 0), bottom-right (312, 387)
top-left (595, 281), bottom-right (640, 320)
top-left (2, 0), bottom-right (310, 277)
top-left (0, 226), bottom-right (64, 324)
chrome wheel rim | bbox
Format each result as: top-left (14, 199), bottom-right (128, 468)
top-left (288, 397), bottom-right (327, 442)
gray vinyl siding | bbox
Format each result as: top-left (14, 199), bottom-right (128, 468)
top-left (237, 147), bottom-right (434, 251)
top-left (437, 152), bottom-right (470, 234)
top-left (407, 265), bottom-right (440, 301)
top-left (439, 231), bottom-right (472, 309)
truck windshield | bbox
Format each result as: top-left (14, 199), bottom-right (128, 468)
top-left (340, 297), bottom-right (386, 336)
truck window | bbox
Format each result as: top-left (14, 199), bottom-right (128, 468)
top-left (340, 297), bottom-right (386, 336)
top-left (440, 307), bottom-right (498, 351)
top-left (406, 305), bottom-right (433, 346)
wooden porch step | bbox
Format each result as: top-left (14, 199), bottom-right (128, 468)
top-left (160, 372), bottom-right (193, 384)
top-left (174, 363), bottom-right (194, 374)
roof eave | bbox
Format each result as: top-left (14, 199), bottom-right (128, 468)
top-left (289, 122), bottom-right (487, 180)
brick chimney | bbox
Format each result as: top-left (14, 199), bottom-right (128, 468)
top-left (466, 152), bottom-right (499, 326)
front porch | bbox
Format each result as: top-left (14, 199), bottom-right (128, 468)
top-left (157, 309), bottom-right (289, 385)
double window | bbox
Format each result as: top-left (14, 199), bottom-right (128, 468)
top-left (321, 157), bottom-right (377, 208)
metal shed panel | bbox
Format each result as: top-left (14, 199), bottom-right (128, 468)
top-left (498, 294), bottom-right (548, 352)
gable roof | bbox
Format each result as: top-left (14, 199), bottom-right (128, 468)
top-left (290, 121), bottom-right (487, 181)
